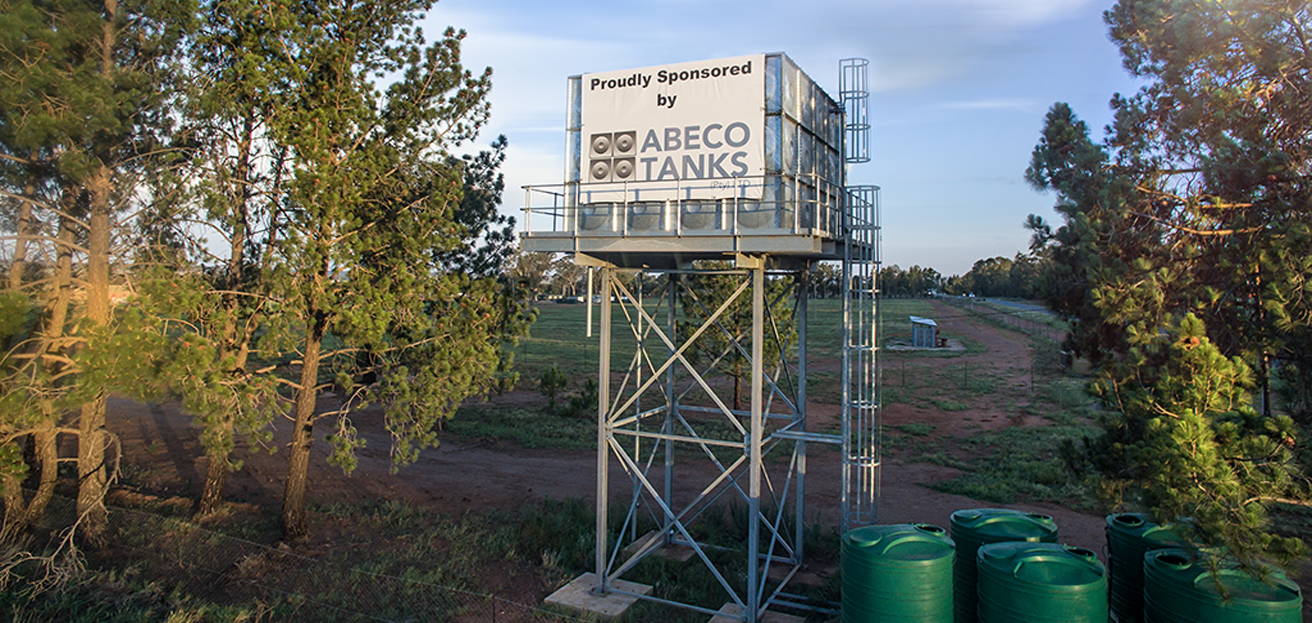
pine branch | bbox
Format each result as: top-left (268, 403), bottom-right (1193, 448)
top-left (1127, 211), bottom-right (1263, 236)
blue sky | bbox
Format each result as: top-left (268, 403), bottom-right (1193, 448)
top-left (422, 0), bottom-right (1142, 276)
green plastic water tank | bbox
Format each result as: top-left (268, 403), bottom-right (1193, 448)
top-left (949, 508), bottom-right (1059, 623)
top-left (1143, 549), bottom-right (1303, 623)
top-left (976, 541), bottom-right (1107, 623)
top-left (841, 523), bottom-right (955, 623)
top-left (1105, 513), bottom-right (1186, 623)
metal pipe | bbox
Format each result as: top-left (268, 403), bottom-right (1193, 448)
top-left (594, 267), bottom-right (612, 592)
top-left (747, 265), bottom-right (764, 622)
top-left (795, 269), bottom-right (808, 562)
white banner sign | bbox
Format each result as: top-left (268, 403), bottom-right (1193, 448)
top-left (580, 54), bottom-right (765, 201)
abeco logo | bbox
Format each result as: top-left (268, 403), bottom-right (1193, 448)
top-left (590, 131), bottom-right (637, 183)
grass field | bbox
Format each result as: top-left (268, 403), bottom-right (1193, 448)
top-left (512, 296), bottom-right (949, 390)
top-left (462, 296), bottom-right (1099, 511)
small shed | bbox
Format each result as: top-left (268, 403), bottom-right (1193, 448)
top-left (910, 316), bottom-right (938, 348)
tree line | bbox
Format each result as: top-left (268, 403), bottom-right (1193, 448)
top-left (0, 0), bottom-right (529, 546)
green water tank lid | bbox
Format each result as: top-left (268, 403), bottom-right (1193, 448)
top-left (1106, 512), bottom-right (1186, 547)
top-left (845, 523), bottom-right (955, 561)
top-left (952, 508), bottom-right (1059, 540)
top-left (979, 542), bottom-right (1106, 588)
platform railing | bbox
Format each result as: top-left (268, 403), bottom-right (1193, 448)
top-left (521, 173), bottom-right (847, 241)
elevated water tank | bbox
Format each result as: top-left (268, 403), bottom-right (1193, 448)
top-left (522, 52), bottom-right (852, 268)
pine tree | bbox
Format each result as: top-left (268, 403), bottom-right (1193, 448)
top-left (1088, 314), bottom-right (1304, 567)
top-left (239, 0), bottom-right (503, 540)
top-left (1030, 0), bottom-right (1312, 571)
top-left (130, 0), bottom-right (293, 516)
top-left (0, 0), bottom-right (192, 541)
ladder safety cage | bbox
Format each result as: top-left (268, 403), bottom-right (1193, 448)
top-left (840, 184), bottom-right (881, 531)
top-left (840, 58), bottom-right (871, 165)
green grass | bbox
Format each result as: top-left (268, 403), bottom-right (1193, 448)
top-left (0, 570), bottom-right (276, 623)
top-left (449, 403), bottom-right (596, 449)
top-left (883, 360), bottom-right (1020, 410)
top-left (6, 497), bottom-right (605, 623)
top-left (972, 298), bottom-right (1069, 331)
top-left (928, 398), bottom-right (972, 412)
top-left (46, 495), bottom-right (825, 623)
top-left (805, 370), bottom-right (842, 404)
top-left (935, 297), bottom-right (1069, 345)
top-left (925, 404), bottom-right (1098, 507)
top-left (516, 301), bottom-right (606, 381)
top-left (892, 422), bottom-right (937, 436)
top-left (927, 423), bottom-right (1096, 507)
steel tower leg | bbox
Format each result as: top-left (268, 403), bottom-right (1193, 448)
top-left (794, 271), bottom-right (808, 563)
top-left (595, 267), bottom-right (613, 592)
top-left (664, 274), bottom-right (677, 547)
top-left (746, 264), bottom-right (764, 621)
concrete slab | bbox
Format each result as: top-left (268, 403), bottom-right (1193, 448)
top-left (621, 530), bottom-right (697, 563)
top-left (707, 603), bottom-right (808, 623)
top-left (544, 573), bottom-right (653, 620)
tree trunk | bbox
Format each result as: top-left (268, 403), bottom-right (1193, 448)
top-left (77, 395), bottom-right (108, 543)
top-left (2, 473), bottom-right (28, 540)
top-left (76, 163), bottom-right (113, 544)
top-left (3, 425), bottom-right (63, 538)
top-left (8, 167), bottom-right (36, 290)
top-left (22, 426), bottom-right (59, 526)
top-left (197, 451), bottom-right (229, 516)
top-left (733, 361), bottom-right (743, 412)
top-left (46, 201), bottom-right (77, 342)
top-left (8, 200), bottom-right (82, 537)
top-left (198, 115), bottom-right (256, 517)
top-left (281, 317), bottom-right (324, 540)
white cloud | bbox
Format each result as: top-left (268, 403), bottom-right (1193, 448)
top-left (936, 98), bottom-right (1040, 112)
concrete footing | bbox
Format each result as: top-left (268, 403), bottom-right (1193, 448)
top-left (544, 572), bottom-right (653, 620)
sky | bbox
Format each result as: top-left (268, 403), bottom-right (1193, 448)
top-left (420, 0), bottom-right (1144, 276)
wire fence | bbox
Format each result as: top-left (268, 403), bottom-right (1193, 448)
top-left (935, 296), bottom-right (1068, 344)
top-left (21, 494), bottom-right (594, 623)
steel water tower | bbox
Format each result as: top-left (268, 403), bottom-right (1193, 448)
top-left (522, 53), bottom-right (880, 623)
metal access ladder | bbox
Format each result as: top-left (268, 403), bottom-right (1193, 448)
top-left (839, 58), bottom-right (881, 532)
top-left (840, 185), bottom-right (881, 531)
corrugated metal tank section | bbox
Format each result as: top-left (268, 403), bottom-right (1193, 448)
top-left (558, 53), bottom-right (845, 244)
